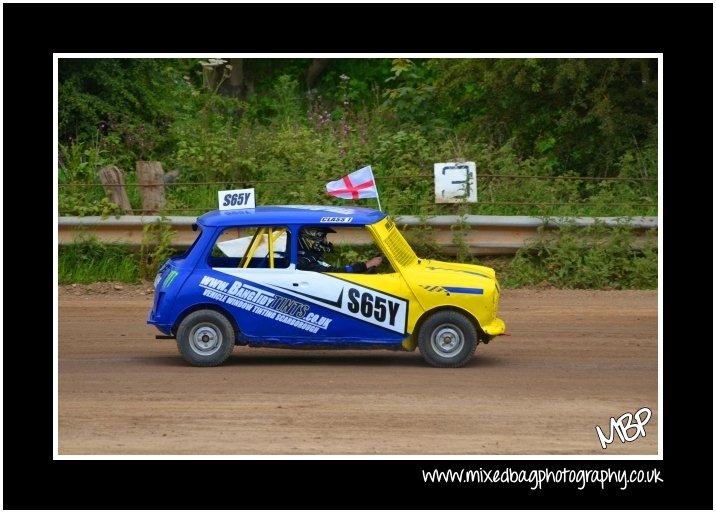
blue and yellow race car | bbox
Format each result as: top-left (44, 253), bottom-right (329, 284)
top-left (148, 205), bottom-right (505, 367)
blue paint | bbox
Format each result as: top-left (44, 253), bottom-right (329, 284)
top-left (444, 286), bottom-right (484, 295)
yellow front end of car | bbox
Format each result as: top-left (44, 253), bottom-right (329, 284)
top-left (367, 218), bottom-right (505, 366)
top-left (402, 259), bottom-right (505, 336)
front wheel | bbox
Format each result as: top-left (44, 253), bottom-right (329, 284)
top-left (418, 311), bottom-right (478, 368)
top-left (176, 310), bottom-right (235, 367)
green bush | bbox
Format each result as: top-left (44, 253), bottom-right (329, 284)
top-left (58, 58), bottom-right (658, 219)
top-left (506, 222), bottom-right (657, 289)
top-left (58, 139), bottom-right (123, 216)
top-left (57, 58), bottom-right (659, 289)
top-left (139, 218), bottom-right (178, 280)
top-left (58, 236), bottom-right (139, 284)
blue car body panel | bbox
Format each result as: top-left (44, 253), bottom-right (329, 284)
top-left (147, 205), bottom-right (408, 349)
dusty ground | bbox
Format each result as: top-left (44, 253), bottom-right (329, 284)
top-left (57, 283), bottom-right (658, 456)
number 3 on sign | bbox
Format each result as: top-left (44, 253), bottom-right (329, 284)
top-left (218, 188), bottom-right (256, 211)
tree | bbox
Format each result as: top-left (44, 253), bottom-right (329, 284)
top-left (427, 58), bottom-right (658, 177)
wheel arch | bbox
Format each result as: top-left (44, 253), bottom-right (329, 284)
top-left (172, 303), bottom-right (240, 342)
top-left (412, 305), bottom-right (488, 344)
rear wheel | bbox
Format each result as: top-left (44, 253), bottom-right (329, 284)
top-left (176, 310), bottom-right (235, 367)
top-left (418, 311), bottom-right (478, 368)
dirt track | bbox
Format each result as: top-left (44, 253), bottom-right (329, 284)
top-left (57, 285), bottom-right (658, 456)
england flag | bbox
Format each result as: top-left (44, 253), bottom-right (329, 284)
top-left (326, 166), bottom-right (378, 200)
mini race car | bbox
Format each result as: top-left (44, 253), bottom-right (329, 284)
top-left (148, 205), bottom-right (506, 367)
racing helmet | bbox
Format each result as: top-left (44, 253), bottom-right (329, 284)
top-left (299, 226), bottom-right (335, 254)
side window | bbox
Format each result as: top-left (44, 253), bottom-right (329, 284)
top-left (328, 226), bottom-right (394, 274)
top-left (209, 226), bottom-right (290, 269)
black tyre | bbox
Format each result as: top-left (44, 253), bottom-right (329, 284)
top-left (418, 310), bottom-right (478, 368)
top-left (176, 310), bottom-right (235, 367)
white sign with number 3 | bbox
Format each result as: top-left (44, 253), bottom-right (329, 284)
top-left (218, 188), bottom-right (256, 210)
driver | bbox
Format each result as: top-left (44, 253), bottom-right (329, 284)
top-left (297, 226), bottom-right (382, 273)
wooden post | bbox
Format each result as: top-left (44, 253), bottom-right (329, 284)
top-left (98, 165), bottom-right (133, 214)
top-left (136, 161), bottom-right (166, 214)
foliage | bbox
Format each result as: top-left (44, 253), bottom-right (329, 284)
top-left (381, 58), bottom-right (439, 129)
top-left (58, 139), bottom-right (123, 216)
top-left (450, 206), bottom-right (475, 263)
top-left (58, 235), bottom-right (139, 284)
top-left (139, 218), bottom-right (178, 280)
top-left (397, 216), bottom-right (446, 261)
top-left (245, 74), bottom-right (304, 125)
top-left (426, 58), bottom-right (658, 178)
top-left (312, 58), bottom-right (394, 112)
top-left (507, 222), bottom-right (658, 289)
top-left (58, 58), bottom-right (194, 158)
top-left (59, 195), bottom-right (123, 218)
top-left (58, 57), bottom-right (658, 219)
top-left (57, 57), bottom-right (659, 289)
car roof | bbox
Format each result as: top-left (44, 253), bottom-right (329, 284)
top-left (197, 205), bottom-right (387, 227)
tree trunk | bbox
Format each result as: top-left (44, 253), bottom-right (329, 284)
top-left (306, 58), bottom-right (330, 89)
top-left (640, 59), bottom-right (650, 88)
top-left (224, 58), bottom-right (245, 98)
top-left (98, 165), bottom-right (133, 214)
top-left (136, 161), bottom-right (166, 214)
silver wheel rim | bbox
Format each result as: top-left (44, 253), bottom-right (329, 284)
top-left (431, 324), bottom-right (464, 358)
top-left (189, 323), bottom-right (223, 356)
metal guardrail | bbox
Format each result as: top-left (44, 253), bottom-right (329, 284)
top-left (57, 215), bottom-right (658, 256)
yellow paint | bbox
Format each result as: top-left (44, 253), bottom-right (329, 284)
top-left (336, 218), bottom-right (506, 340)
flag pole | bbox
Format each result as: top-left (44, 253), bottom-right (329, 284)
top-left (369, 165), bottom-right (382, 212)
top-left (326, 165), bottom-right (382, 211)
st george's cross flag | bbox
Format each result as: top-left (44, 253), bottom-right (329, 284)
top-left (326, 165), bottom-right (378, 200)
